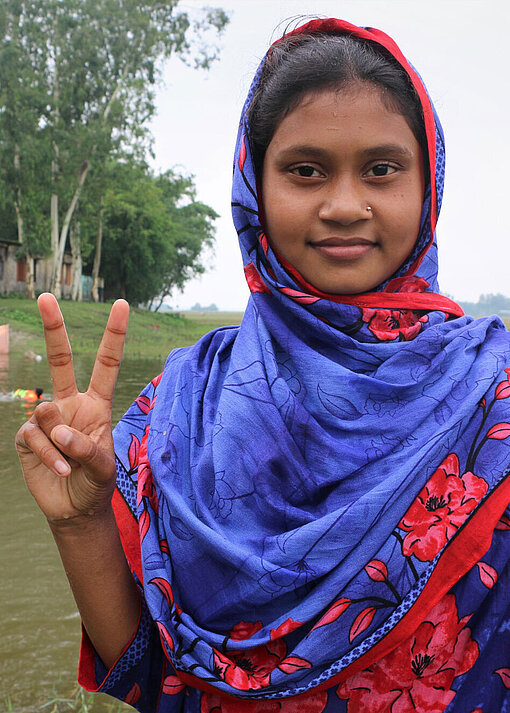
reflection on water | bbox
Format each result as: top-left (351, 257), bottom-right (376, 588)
top-left (0, 353), bottom-right (9, 386)
top-left (0, 352), bottom-right (165, 709)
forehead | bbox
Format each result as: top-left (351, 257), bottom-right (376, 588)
top-left (268, 85), bottom-right (420, 154)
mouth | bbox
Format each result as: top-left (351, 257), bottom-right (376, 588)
top-left (310, 237), bottom-right (376, 261)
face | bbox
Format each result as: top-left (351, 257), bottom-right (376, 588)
top-left (261, 85), bottom-right (425, 294)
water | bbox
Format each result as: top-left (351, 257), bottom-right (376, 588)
top-left (0, 351), bottom-right (165, 710)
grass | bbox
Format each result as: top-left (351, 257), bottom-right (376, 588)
top-left (3, 683), bottom-right (133, 713)
top-left (0, 296), bottom-right (244, 358)
top-left (1, 295), bottom-right (508, 358)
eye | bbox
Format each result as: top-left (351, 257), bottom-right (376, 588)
top-left (365, 163), bottom-right (397, 177)
top-left (290, 164), bottom-right (323, 178)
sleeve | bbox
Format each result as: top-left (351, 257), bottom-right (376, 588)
top-left (78, 375), bottom-right (187, 711)
top-left (78, 595), bottom-right (172, 710)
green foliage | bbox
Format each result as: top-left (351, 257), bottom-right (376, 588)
top-left (0, 0), bottom-right (229, 292)
top-left (97, 162), bottom-right (217, 305)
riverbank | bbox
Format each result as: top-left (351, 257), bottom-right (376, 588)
top-left (0, 297), bottom-right (244, 358)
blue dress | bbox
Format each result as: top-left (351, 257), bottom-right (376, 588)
top-left (78, 18), bottom-right (510, 713)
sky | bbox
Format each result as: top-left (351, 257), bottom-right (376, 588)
top-left (148, 0), bottom-right (509, 311)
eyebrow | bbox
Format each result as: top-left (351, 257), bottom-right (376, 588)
top-left (275, 143), bottom-right (415, 160)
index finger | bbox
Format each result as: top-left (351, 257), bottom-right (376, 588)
top-left (38, 293), bottom-right (78, 400)
top-left (88, 299), bottom-right (129, 401)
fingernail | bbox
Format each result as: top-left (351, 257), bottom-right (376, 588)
top-left (54, 426), bottom-right (72, 447)
top-left (55, 460), bottom-right (70, 475)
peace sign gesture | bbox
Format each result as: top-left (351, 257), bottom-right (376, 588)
top-left (15, 293), bottom-right (129, 523)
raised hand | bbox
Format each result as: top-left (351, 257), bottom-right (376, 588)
top-left (15, 293), bottom-right (129, 522)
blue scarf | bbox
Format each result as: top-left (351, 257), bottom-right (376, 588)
top-left (110, 18), bottom-right (510, 709)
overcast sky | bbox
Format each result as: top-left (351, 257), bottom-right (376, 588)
top-left (148, 0), bottom-right (509, 311)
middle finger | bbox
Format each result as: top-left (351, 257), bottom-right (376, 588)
top-left (88, 299), bottom-right (129, 401)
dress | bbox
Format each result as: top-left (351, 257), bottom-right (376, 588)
top-left (78, 18), bottom-right (510, 713)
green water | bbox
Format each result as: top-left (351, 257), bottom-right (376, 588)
top-left (0, 350), bottom-right (165, 710)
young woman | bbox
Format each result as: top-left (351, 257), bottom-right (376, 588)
top-left (16, 18), bottom-right (510, 713)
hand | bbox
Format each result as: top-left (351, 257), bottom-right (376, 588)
top-left (15, 294), bottom-right (129, 523)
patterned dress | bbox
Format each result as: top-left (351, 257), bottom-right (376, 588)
top-left (79, 18), bottom-right (510, 713)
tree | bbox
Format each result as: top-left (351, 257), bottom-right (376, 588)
top-left (150, 170), bottom-right (217, 310)
top-left (98, 162), bottom-right (216, 306)
top-left (0, 1), bottom-right (51, 296)
top-left (0, 0), bottom-right (229, 298)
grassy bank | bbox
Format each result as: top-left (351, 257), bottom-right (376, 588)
top-left (0, 297), bottom-right (244, 358)
top-left (1, 295), bottom-right (508, 358)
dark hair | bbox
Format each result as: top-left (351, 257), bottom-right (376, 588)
top-left (247, 32), bottom-right (427, 176)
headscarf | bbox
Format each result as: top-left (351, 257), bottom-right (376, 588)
top-left (109, 18), bottom-right (510, 706)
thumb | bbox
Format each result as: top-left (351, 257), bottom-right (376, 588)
top-left (51, 425), bottom-right (115, 484)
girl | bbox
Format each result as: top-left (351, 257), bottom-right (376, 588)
top-left (16, 17), bottom-right (510, 713)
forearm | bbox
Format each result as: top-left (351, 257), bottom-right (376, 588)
top-left (49, 506), bottom-right (141, 670)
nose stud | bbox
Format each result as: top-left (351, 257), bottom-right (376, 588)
top-left (366, 206), bottom-right (372, 212)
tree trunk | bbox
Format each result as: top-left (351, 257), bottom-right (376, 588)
top-left (25, 256), bottom-right (36, 299)
top-left (70, 220), bottom-right (82, 301)
top-left (50, 160), bottom-right (90, 296)
top-left (91, 194), bottom-right (104, 302)
top-left (49, 189), bottom-right (59, 293)
top-left (153, 294), bottom-right (166, 312)
top-left (49, 45), bottom-right (61, 296)
top-left (13, 144), bottom-right (36, 299)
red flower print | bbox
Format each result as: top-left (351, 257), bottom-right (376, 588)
top-left (157, 621), bottom-right (174, 653)
top-left (311, 598), bottom-right (351, 632)
top-left (270, 618), bottom-right (303, 640)
top-left (149, 577), bottom-right (174, 609)
top-left (280, 287), bottom-right (320, 305)
top-left (495, 668), bottom-right (510, 688)
top-left (399, 453), bottom-right (488, 561)
top-left (128, 434), bottom-right (140, 470)
top-left (486, 422), bottom-right (510, 440)
top-left (337, 594), bottom-right (478, 713)
top-left (201, 690), bottom-right (328, 712)
top-left (495, 379), bottom-right (510, 399)
top-left (136, 426), bottom-right (159, 513)
top-left (213, 639), bottom-right (286, 691)
top-left (151, 372), bottom-right (163, 388)
top-left (365, 560), bottom-right (388, 582)
top-left (162, 674), bottom-right (186, 695)
top-left (230, 620), bottom-right (263, 641)
top-left (139, 507), bottom-right (150, 542)
top-left (496, 513), bottom-right (510, 530)
top-left (124, 683), bottom-right (141, 705)
top-left (476, 562), bottom-right (498, 589)
top-left (362, 308), bottom-right (428, 341)
top-left (136, 394), bottom-right (153, 414)
top-left (349, 607), bottom-right (377, 643)
top-left (239, 134), bottom-right (247, 171)
top-left (244, 262), bottom-right (271, 295)
top-left (259, 232), bottom-right (269, 256)
top-left (383, 276), bottom-right (430, 293)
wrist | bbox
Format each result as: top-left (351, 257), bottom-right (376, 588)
top-left (47, 504), bottom-right (116, 538)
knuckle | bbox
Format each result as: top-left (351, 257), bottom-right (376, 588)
top-left (33, 401), bottom-right (61, 429)
top-left (47, 350), bottom-right (73, 367)
top-left (39, 442), bottom-right (59, 462)
top-left (106, 323), bottom-right (126, 338)
top-left (81, 438), bottom-right (100, 465)
top-left (96, 351), bottom-right (121, 370)
top-left (14, 422), bottom-right (30, 449)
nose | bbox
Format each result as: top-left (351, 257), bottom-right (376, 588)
top-left (317, 176), bottom-right (371, 225)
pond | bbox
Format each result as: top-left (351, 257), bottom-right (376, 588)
top-left (0, 349), bottom-right (166, 710)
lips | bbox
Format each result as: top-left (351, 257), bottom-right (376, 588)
top-left (310, 237), bottom-right (375, 261)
